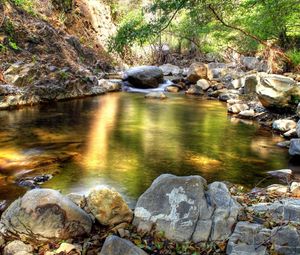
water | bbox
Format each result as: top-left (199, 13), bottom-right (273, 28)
top-left (0, 93), bottom-right (291, 205)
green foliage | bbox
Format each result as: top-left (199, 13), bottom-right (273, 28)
top-left (287, 49), bottom-right (300, 66)
top-left (8, 39), bottom-right (20, 51)
top-left (9, 0), bottom-right (36, 15)
top-left (52, 0), bottom-right (73, 12)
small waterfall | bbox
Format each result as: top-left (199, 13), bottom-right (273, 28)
top-left (122, 80), bottom-right (174, 93)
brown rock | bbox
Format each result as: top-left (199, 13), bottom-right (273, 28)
top-left (187, 63), bottom-right (207, 83)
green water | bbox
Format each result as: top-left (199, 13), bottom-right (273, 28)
top-left (0, 93), bottom-right (290, 204)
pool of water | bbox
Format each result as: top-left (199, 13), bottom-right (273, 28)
top-left (0, 93), bottom-right (291, 205)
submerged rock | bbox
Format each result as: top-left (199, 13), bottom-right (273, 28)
top-left (100, 235), bottom-right (147, 255)
top-left (145, 92), bottom-right (167, 99)
top-left (1, 189), bottom-right (92, 241)
top-left (133, 174), bottom-right (241, 242)
top-left (165, 85), bottom-right (180, 93)
top-left (185, 85), bottom-right (204, 95)
top-left (87, 186), bottom-right (133, 226)
top-left (123, 66), bottom-right (164, 89)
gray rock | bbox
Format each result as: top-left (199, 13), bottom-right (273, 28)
top-left (296, 103), bottom-right (300, 117)
top-left (243, 74), bottom-right (258, 94)
top-left (242, 57), bottom-right (259, 70)
top-left (271, 225), bottom-right (300, 255)
top-left (272, 119), bottom-right (296, 132)
top-left (289, 139), bottom-right (300, 156)
top-left (267, 169), bottom-right (292, 181)
top-left (277, 141), bottom-right (291, 148)
top-left (98, 79), bottom-right (121, 92)
top-left (186, 85), bottom-right (204, 95)
top-left (3, 240), bottom-right (33, 255)
top-left (228, 103), bottom-right (249, 114)
top-left (256, 73), bottom-right (299, 110)
top-left (100, 235), bottom-right (147, 255)
top-left (123, 66), bottom-right (164, 89)
top-left (159, 64), bottom-right (181, 76)
top-left (251, 198), bottom-right (300, 222)
top-left (226, 222), bottom-right (270, 255)
top-left (1, 189), bottom-right (92, 242)
top-left (238, 109), bottom-right (255, 118)
top-left (284, 128), bottom-right (297, 138)
top-left (296, 120), bottom-right (300, 137)
top-left (219, 92), bottom-right (239, 102)
top-left (133, 174), bottom-right (241, 242)
top-left (145, 92), bottom-right (167, 99)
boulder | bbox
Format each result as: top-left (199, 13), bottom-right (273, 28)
top-left (165, 85), bottom-right (180, 93)
top-left (289, 139), bottom-right (300, 156)
top-left (296, 103), bottom-right (300, 117)
top-left (98, 79), bottom-right (121, 92)
top-left (100, 235), bottom-right (147, 255)
top-left (272, 119), bottom-right (297, 132)
top-left (267, 169), bottom-right (292, 181)
top-left (243, 74), bottom-right (258, 94)
top-left (241, 57), bottom-right (259, 70)
top-left (185, 85), bottom-right (204, 95)
top-left (159, 64), bottom-right (181, 76)
top-left (238, 109), bottom-right (255, 118)
top-left (291, 182), bottom-right (300, 197)
top-left (4, 62), bottom-right (38, 87)
top-left (123, 66), bottom-right (163, 89)
top-left (227, 222), bottom-right (270, 255)
top-left (206, 63), bottom-right (226, 81)
top-left (251, 198), bottom-right (300, 222)
top-left (196, 79), bottom-right (210, 91)
top-left (186, 63), bottom-right (207, 83)
top-left (228, 103), bottom-right (249, 114)
top-left (271, 225), bottom-right (300, 255)
top-left (133, 174), bottom-right (241, 242)
top-left (145, 92), bottom-right (167, 99)
top-left (296, 120), bottom-right (300, 137)
top-left (87, 186), bottom-right (133, 226)
top-left (256, 74), bottom-right (299, 111)
top-left (1, 189), bottom-right (92, 242)
top-left (3, 240), bottom-right (33, 255)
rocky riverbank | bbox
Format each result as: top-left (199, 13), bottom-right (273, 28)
top-left (0, 172), bottom-right (300, 254)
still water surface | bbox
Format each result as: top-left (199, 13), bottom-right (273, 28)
top-left (0, 93), bottom-right (290, 205)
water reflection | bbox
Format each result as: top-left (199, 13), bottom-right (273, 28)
top-left (0, 93), bottom-right (291, 203)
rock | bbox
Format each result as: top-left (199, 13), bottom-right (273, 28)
top-left (272, 119), bottom-right (296, 132)
top-left (145, 92), bottom-right (167, 99)
top-left (291, 182), bottom-right (300, 197)
top-left (165, 85), bottom-right (180, 93)
top-left (267, 169), bottom-right (292, 182)
top-left (1, 189), bottom-right (92, 241)
top-left (238, 109), bottom-right (255, 118)
top-left (159, 64), bottom-right (181, 76)
top-left (185, 85), bottom-right (204, 95)
top-left (227, 222), bottom-right (270, 255)
top-left (271, 225), bottom-right (300, 255)
top-left (229, 78), bottom-right (243, 89)
top-left (4, 62), bottom-right (38, 87)
top-left (0, 234), bottom-right (4, 247)
top-left (0, 84), bottom-right (23, 96)
top-left (196, 79), bottom-right (210, 91)
top-left (296, 120), bottom-right (300, 137)
top-left (123, 66), bottom-right (163, 89)
top-left (98, 79), bottom-right (121, 92)
top-left (242, 57), bottom-right (259, 70)
top-left (228, 103), bottom-right (249, 114)
top-left (289, 139), bottom-right (300, 156)
top-left (100, 235), bottom-right (147, 255)
top-left (243, 74), bottom-right (258, 94)
top-left (133, 174), bottom-right (241, 242)
top-left (186, 63), bottom-right (207, 83)
top-left (266, 184), bottom-right (288, 194)
top-left (3, 240), bottom-right (33, 255)
top-left (284, 128), bottom-right (297, 138)
top-left (277, 141), bottom-right (291, 148)
top-left (296, 103), bottom-right (300, 117)
top-left (256, 73), bottom-right (299, 111)
top-left (87, 186), bottom-right (133, 226)
top-left (66, 193), bottom-right (86, 208)
top-left (251, 198), bottom-right (300, 222)
top-left (33, 174), bottom-right (53, 184)
top-left (55, 243), bottom-right (79, 254)
top-left (219, 92), bottom-right (239, 102)
top-left (206, 63), bottom-right (226, 81)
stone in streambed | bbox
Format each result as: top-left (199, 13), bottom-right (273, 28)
top-left (289, 139), bottom-right (300, 156)
top-left (187, 63), bottom-right (207, 83)
top-left (145, 92), bottom-right (167, 99)
top-left (100, 235), bottom-right (147, 255)
top-left (272, 119), bottom-right (296, 132)
top-left (3, 240), bottom-right (33, 255)
top-left (0, 189), bottom-right (92, 242)
top-left (87, 186), bottom-right (133, 226)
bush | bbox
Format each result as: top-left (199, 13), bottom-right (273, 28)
top-left (287, 49), bottom-right (300, 67)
